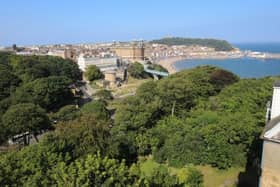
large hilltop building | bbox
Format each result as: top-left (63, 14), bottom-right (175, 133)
top-left (260, 81), bottom-right (280, 187)
top-left (77, 54), bottom-right (118, 72)
top-left (47, 49), bottom-right (75, 60)
top-left (111, 41), bottom-right (145, 61)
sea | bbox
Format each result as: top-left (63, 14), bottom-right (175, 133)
top-left (174, 43), bottom-right (280, 78)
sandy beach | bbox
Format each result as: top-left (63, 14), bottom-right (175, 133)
top-left (156, 54), bottom-right (245, 74)
top-left (156, 56), bottom-right (187, 74)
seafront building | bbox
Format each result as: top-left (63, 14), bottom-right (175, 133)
top-left (111, 42), bottom-right (145, 61)
top-left (77, 54), bottom-right (118, 72)
top-left (260, 81), bottom-right (280, 187)
top-left (47, 49), bottom-right (75, 60)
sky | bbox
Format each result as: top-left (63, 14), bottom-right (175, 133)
top-left (0, 0), bottom-right (280, 46)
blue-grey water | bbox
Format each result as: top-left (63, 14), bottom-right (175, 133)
top-left (234, 43), bottom-right (280, 53)
top-left (174, 43), bottom-right (280, 78)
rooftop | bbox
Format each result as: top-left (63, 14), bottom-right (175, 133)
top-left (262, 115), bottom-right (280, 143)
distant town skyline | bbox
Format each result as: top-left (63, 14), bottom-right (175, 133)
top-left (1, 0), bottom-right (280, 46)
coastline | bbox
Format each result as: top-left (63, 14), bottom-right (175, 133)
top-left (156, 52), bottom-right (280, 74)
top-left (156, 55), bottom-right (243, 74)
top-left (156, 56), bottom-right (184, 74)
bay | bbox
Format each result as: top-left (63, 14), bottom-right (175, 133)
top-left (174, 43), bottom-right (280, 78)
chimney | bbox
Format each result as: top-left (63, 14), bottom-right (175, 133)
top-left (270, 81), bottom-right (280, 119)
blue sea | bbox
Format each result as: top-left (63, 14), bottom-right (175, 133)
top-left (174, 43), bottom-right (280, 78)
top-left (234, 43), bottom-right (280, 53)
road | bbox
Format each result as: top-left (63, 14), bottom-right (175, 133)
top-left (77, 81), bottom-right (96, 100)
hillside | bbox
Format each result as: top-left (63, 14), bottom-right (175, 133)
top-left (0, 52), bottom-right (275, 186)
top-left (151, 37), bottom-right (234, 51)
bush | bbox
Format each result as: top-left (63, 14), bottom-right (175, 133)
top-left (94, 89), bottom-right (113, 101)
top-left (85, 65), bottom-right (104, 81)
top-left (51, 105), bottom-right (80, 122)
top-left (81, 100), bottom-right (110, 119)
top-left (1, 103), bottom-right (51, 141)
top-left (127, 62), bottom-right (147, 79)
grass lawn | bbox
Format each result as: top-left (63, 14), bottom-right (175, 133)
top-left (111, 77), bottom-right (152, 97)
top-left (107, 98), bottom-right (124, 110)
top-left (139, 158), bottom-right (244, 187)
top-left (196, 165), bottom-right (243, 187)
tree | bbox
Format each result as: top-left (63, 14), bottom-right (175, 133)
top-left (177, 167), bottom-right (204, 187)
top-left (50, 105), bottom-right (80, 122)
top-left (1, 103), bottom-right (51, 142)
top-left (5, 55), bottom-right (81, 83)
top-left (55, 114), bottom-right (112, 158)
top-left (148, 165), bottom-right (180, 187)
top-left (94, 89), bottom-right (113, 101)
top-left (151, 37), bottom-right (233, 51)
top-left (0, 69), bottom-right (21, 100)
top-left (0, 133), bottom-right (74, 186)
top-left (13, 76), bottom-right (73, 111)
top-left (81, 100), bottom-right (110, 119)
top-left (127, 62), bottom-right (147, 79)
top-left (85, 65), bottom-right (103, 81)
top-left (209, 69), bottom-right (239, 93)
top-left (12, 44), bottom-right (17, 51)
top-left (52, 154), bottom-right (146, 186)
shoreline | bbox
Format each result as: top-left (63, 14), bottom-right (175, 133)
top-left (156, 56), bottom-right (185, 74)
top-left (156, 55), bottom-right (243, 74)
top-left (156, 53), bottom-right (280, 74)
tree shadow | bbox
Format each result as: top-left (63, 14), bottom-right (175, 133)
top-left (237, 138), bottom-right (262, 187)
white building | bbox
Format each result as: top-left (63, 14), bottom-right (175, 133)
top-left (260, 81), bottom-right (280, 187)
top-left (77, 54), bottom-right (118, 72)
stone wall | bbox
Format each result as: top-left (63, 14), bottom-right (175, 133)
top-left (260, 140), bottom-right (280, 187)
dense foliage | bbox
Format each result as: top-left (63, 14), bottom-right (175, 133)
top-left (81, 100), bottom-right (110, 120)
top-left (0, 113), bottom-right (202, 186)
top-left (0, 52), bottom-right (275, 186)
top-left (0, 53), bottom-right (81, 144)
top-left (13, 76), bottom-right (73, 111)
top-left (85, 65), bottom-right (104, 81)
top-left (50, 105), bottom-right (80, 122)
top-left (151, 37), bottom-right (234, 51)
top-left (113, 66), bottom-right (273, 169)
top-left (94, 89), bottom-right (114, 101)
top-left (127, 62), bottom-right (148, 79)
top-left (1, 103), bottom-right (51, 143)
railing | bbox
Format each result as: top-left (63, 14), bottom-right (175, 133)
top-left (143, 65), bottom-right (169, 77)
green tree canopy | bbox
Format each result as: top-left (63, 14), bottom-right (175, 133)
top-left (55, 114), bottom-right (112, 158)
top-left (151, 37), bottom-right (234, 51)
top-left (53, 154), bottom-right (146, 186)
top-left (94, 89), bottom-right (113, 101)
top-left (128, 62), bottom-right (147, 79)
top-left (0, 69), bottom-right (21, 100)
top-left (8, 55), bottom-right (81, 83)
top-left (1, 103), bottom-right (50, 139)
top-left (85, 65), bottom-right (104, 81)
top-left (81, 100), bottom-right (110, 120)
top-left (13, 76), bottom-right (73, 111)
top-left (50, 105), bottom-right (80, 122)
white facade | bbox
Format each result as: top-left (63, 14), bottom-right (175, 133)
top-left (261, 82), bottom-right (280, 187)
top-left (264, 84), bottom-right (280, 141)
top-left (271, 85), bottom-right (280, 119)
top-left (77, 54), bottom-right (118, 72)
